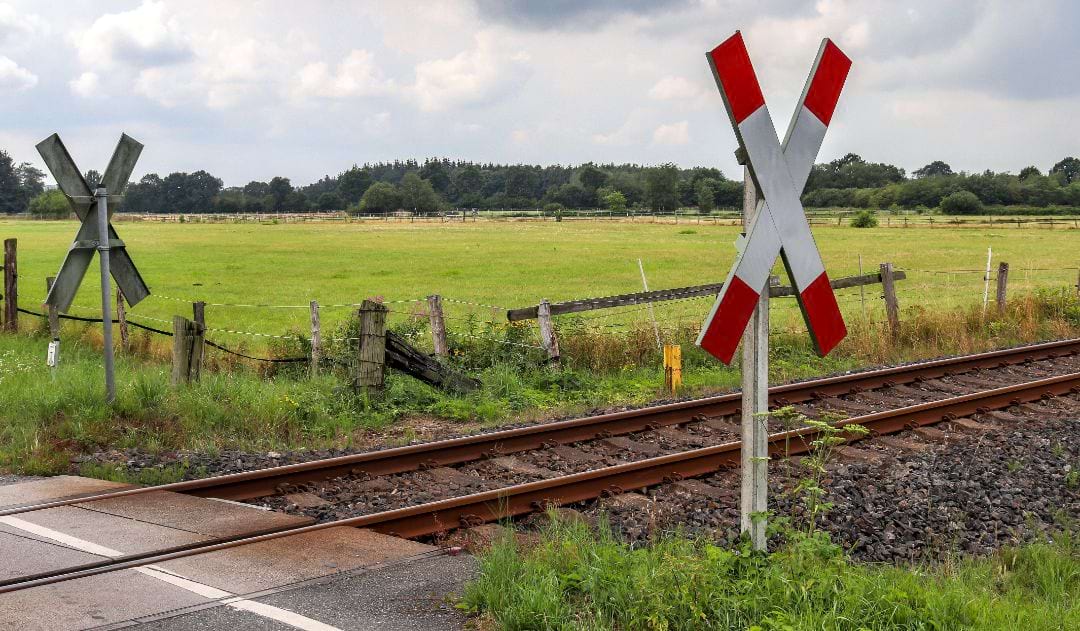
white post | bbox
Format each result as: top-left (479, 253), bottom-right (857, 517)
top-left (981, 246), bottom-right (992, 316)
top-left (740, 166), bottom-right (768, 550)
top-left (95, 187), bottom-right (116, 403)
top-left (638, 258), bottom-right (662, 350)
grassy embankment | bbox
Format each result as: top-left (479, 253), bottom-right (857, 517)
top-left (0, 219), bottom-right (1077, 475)
top-left (461, 516), bottom-right (1079, 630)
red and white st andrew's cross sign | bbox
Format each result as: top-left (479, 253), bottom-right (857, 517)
top-left (697, 32), bottom-right (852, 364)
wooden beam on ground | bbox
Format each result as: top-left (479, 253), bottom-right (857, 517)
top-left (385, 331), bottom-right (479, 393)
top-left (506, 270), bottom-right (906, 322)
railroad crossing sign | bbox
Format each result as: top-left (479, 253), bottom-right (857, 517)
top-left (697, 33), bottom-right (851, 364)
top-left (36, 133), bottom-right (149, 312)
top-left (36, 132), bottom-right (148, 403)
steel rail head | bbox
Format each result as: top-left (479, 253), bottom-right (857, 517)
top-left (2, 338), bottom-right (1078, 519)
top-left (2, 370), bottom-right (1077, 595)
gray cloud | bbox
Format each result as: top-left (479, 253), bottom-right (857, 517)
top-left (0, 0), bottom-right (1076, 187)
top-left (473, 0), bottom-right (693, 30)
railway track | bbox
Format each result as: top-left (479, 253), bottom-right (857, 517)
top-left (4, 337), bottom-right (1079, 519)
top-left (1, 341), bottom-right (1079, 595)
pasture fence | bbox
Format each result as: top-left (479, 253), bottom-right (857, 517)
top-left (1, 236), bottom-right (1079, 394)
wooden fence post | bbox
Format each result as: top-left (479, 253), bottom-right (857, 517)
top-left (3, 238), bottom-right (16, 332)
top-left (310, 300), bottom-right (321, 377)
top-left (995, 262), bottom-right (1009, 315)
top-left (45, 277), bottom-right (60, 341)
top-left (355, 299), bottom-right (388, 393)
top-left (537, 298), bottom-right (560, 366)
top-left (880, 262), bottom-right (900, 337)
top-left (191, 301), bottom-right (206, 381)
top-left (172, 316), bottom-right (193, 385)
top-left (116, 288), bottom-right (129, 351)
top-left (428, 294), bottom-right (448, 358)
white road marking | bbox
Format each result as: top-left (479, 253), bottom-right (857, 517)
top-left (0, 515), bottom-right (342, 631)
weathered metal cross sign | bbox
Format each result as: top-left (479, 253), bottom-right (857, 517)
top-left (36, 133), bottom-right (150, 312)
top-left (697, 32), bottom-right (851, 364)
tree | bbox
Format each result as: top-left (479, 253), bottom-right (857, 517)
top-left (84, 170), bottom-right (102, 189)
top-left (578, 163), bottom-right (608, 191)
top-left (336, 167), bottom-right (372, 205)
top-left (398, 172), bottom-right (442, 212)
top-left (505, 166), bottom-right (539, 200)
top-left (15, 162), bottom-right (44, 209)
top-left (29, 190), bottom-right (69, 219)
top-left (913, 160), bottom-right (953, 178)
top-left (0, 151), bottom-right (22, 213)
top-left (317, 192), bottom-right (343, 211)
top-left (1017, 166), bottom-right (1041, 181)
top-left (358, 181), bottom-right (400, 214)
top-left (603, 190), bottom-right (627, 212)
top-left (452, 164), bottom-right (483, 204)
top-left (419, 159), bottom-right (451, 195)
top-left (243, 180), bottom-right (270, 198)
top-left (695, 178), bottom-right (718, 213)
top-left (1050, 157), bottom-right (1080, 184)
top-left (939, 190), bottom-right (983, 214)
top-left (188, 170), bottom-right (223, 213)
top-left (645, 163), bottom-right (680, 211)
top-left (124, 173), bottom-right (164, 213)
top-left (268, 176), bottom-right (293, 211)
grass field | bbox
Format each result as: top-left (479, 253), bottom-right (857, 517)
top-left (0, 218), bottom-right (1077, 475)
top-left (2, 218), bottom-right (1077, 344)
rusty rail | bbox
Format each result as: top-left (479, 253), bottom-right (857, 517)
top-left (2, 337), bottom-right (1078, 518)
top-left (3, 370), bottom-right (1077, 595)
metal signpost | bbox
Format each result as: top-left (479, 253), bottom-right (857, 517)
top-left (697, 33), bottom-right (852, 550)
top-left (36, 133), bottom-right (149, 403)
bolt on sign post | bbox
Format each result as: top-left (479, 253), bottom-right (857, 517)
top-left (36, 133), bottom-right (148, 403)
top-left (696, 32), bottom-right (852, 550)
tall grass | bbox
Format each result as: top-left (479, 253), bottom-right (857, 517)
top-left (1, 288), bottom-right (1076, 475)
top-left (462, 516), bottom-right (1080, 630)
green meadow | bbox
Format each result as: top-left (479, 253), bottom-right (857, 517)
top-left (1, 218), bottom-right (1076, 342)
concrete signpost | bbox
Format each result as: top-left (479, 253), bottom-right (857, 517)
top-left (697, 32), bottom-right (852, 549)
top-left (36, 133), bottom-right (149, 403)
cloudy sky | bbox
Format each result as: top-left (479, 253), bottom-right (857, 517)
top-left (0, 0), bottom-right (1076, 187)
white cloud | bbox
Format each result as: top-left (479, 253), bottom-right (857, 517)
top-left (652, 121), bottom-right (689, 145)
top-left (0, 55), bottom-right (35, 90)
top-left (0, 3), bottom-right (40, 43)
top-left (73, 1), bottom-right (191, 69)
top-left (69, 71), bottom-right (99, 98)
top-left (296, 49), bottom-right (395, 99)
top-left (409, 31), bottom-right (531, 111)
top-left (648, 76), bottom-right (701, 101)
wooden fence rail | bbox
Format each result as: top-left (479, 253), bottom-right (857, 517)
top-left (507, 270), bottom-right (907, 322)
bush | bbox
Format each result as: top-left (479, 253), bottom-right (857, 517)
top-left (28, 190), bottom-right (69, 219)
top-left (543, 202), bottom-right (565, 222)
top-left (850, 209), bottom-right (878, 228)
top-left (940, 190), bottom-right (984, 215)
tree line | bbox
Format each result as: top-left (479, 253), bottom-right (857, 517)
top-left (2, 147), bottom-right (1077, 218)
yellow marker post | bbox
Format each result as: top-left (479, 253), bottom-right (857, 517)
top-left (663, 344), bottom-right (682, 394)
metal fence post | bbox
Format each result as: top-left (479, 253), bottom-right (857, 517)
top-left (739, 166), bottom-right (768, 551)
top-left (95, 189), bottom-right (115, 403)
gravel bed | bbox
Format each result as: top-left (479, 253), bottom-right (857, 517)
top-left (68, 350), bottom-right (1079, 483)
top-left (571, 394), bottom-right (1080, 563)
